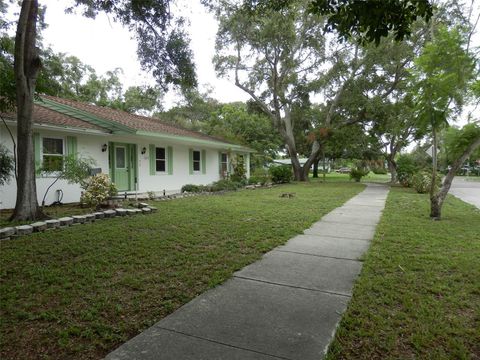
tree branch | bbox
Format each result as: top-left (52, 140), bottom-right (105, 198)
top-left (234, 43), bottom-right (276, 125)
top-left (325, 45), bottom-right (361, 125)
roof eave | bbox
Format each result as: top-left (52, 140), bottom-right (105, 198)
top-left (35, 97), bottom-right (135, 134)
top-left (136, 130), bottom-right (255, 152)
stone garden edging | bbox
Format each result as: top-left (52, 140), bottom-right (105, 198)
top-left (0, 205), bottom-right (158, 241)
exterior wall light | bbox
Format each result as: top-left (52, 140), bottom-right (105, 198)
top-left (141, 147), bottom-right (147, 155)
top-left (101, 144), bottom-right (108, 152)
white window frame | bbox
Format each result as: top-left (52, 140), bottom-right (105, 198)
top-left (41, 136), bottom-right (65, 175)
top-left (192, 149), bottom-right (201, 173)
top-left (155, 146), bottom-right (167, 174)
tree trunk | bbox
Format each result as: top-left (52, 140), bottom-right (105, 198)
top-left (11, 0), bottom-right (44, 221)
top-left (281, 110), bottom-right (309, 181)
top-left (312, 158), bottom-right (319, 178)
top-left (430, 135), bottom-right (480, 219)
top-left (299, 139), bottom-right (323, 181)
top-left (312, 148), bottom-right (323, 179)
top-left (429, 126), bottom-right (439, 219)
top-left (322, 150), bottom-right (327, 182)
top-left (288, 147), bottom-right (306, 181)
top-left (386, 156), bottom-right (397, 183)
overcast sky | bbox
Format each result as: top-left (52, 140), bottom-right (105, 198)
top-left (37, 0), bottom-right (249, 108)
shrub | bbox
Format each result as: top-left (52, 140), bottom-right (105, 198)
top-left (269, 165), bottom-right (292, 184)
top-left (181, 184), bottom-right (201, 193)
top-left (210, 179), bottom-right (243, 192)
top-left (412, 171), bottom-right (442, 194)
top-left (396, 154), bottom-right (418, 187)
top-left (80, 174), bottom-right (117, 208)
top-left (349, 167), bottom-right (369, 182)
top-left (371, 167), bottom-right (387, 175)
top-left (248, 176), bottom-right (262, 185)
top-left (250, 168), bottom-right (270, 185)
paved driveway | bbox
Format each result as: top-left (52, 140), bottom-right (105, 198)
top-left (449, 177), bottom-right (480, 209)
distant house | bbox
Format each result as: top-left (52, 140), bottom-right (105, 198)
top-left (0, 95), bottom-right (253, 209)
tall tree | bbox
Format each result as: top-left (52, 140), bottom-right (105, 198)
top-left (13, 0), bottom-right (43, 220)
top-left (412, 18), bottom-right (478, 219)
top-left (214, 1), bottom-right (362, 180)
top-left (10, 0), bottom-right (196, 221)
top-left (331, 19), bottom-right (431, 183)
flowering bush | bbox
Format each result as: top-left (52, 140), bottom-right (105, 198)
top-left (80, 174), bottom-right (117, 208)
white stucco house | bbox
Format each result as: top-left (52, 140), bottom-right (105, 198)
top-left (0, 95), bottom-right (253, 209)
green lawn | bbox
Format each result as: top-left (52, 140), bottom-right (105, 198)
top-left (327, 187), bottom-right (480, 359)
top-left (0, 182), bottom-right (363, 360)
top-left (312, 171), bottom-right (391, 183)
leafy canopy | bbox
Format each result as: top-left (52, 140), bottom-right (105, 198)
top-left (412, 25), bottom-right (475, 130)
top-left (68, 0), bottom-right (197, 91)
top-left (241, 0), bottom-right (433, 44)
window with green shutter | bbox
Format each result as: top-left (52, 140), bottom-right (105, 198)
top-left (149, 145), bottom-right (174, 175)
top-left (193, 150), bottom-right (201, 172)
top-left (42, 137), bottom-right (64, 172)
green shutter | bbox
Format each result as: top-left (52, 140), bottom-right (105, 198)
top-left (33, 132), bottom-right (41, 175)
top-left (149, 144), bottom-right (156, 175)
top-left (218, 152), bottom-right (222, 174)
top-left (167, 146), bottom-right (173, 175)
top-left (66, 136), bottom-right (77, 159)
top-left (201, 150), bottom-right (206, 174)
top-left (189, 149), bottom-right (193, 175)
top-left (108, 142), bottom-right (114, 180)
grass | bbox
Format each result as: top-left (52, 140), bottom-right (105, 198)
top-left (312, 171), bottom-right (391, 183)
top-left (0, 172), bottom-right (388, 228)
top-left (0, 181), bottom-right (363, 360)
top-left (326, 187), bottom-right (480, 360)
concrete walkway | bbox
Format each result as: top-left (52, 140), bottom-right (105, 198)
top-left (449, 177), bottom-right (480, 209)
top-left (106, 184), bottom-right (390, 360)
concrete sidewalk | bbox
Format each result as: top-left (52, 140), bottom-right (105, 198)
top-left (106, 183), bottom-right (390, 360)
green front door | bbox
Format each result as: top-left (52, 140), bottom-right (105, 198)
top-left (114, 145), bottom-right (130, 191)
top-left (110, 142), bottom-right (137, 191)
